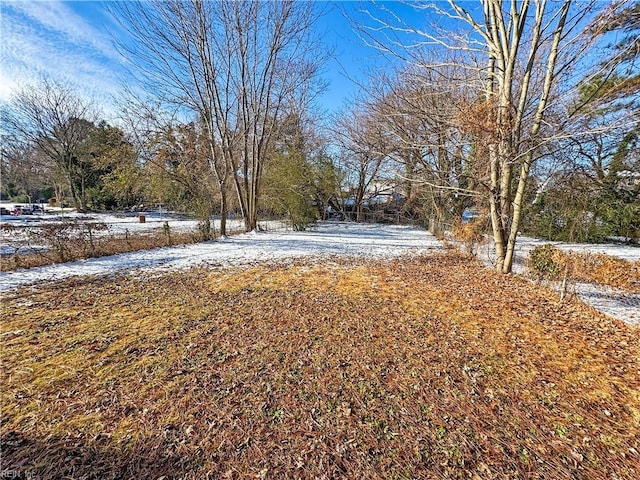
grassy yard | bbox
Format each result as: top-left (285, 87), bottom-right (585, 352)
top-left (1, 253), bottom-right (639, 479)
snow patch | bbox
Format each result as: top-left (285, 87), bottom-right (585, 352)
top-left (0, 221), bottom-right (442, 293)
top-left (473, 236), bottom-right (640, 326)
top-left (2, 222), bottom-right (637, 326)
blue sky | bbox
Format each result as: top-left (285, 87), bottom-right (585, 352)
top-left (0, 1), bottom-right (426, 118)
top-left (0, 1), bottom-right (126, 103)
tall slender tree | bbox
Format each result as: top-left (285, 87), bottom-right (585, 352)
top-left (113, 0), bottom-right (326, 232)
top-left (355, 0), bottom-right (598, 273)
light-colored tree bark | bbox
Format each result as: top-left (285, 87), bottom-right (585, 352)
top-left (356, 0), bottom-right (596, 273)
top-left (438, 0), bottom-right (582, 273)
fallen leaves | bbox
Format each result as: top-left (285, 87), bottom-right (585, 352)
top-left (1, 252), bottom-right (639, 479)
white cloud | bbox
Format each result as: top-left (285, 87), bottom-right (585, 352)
top-left (0, 70), bottom-right (14, 102)
top-left (7, 1), bottom-right (121, 62)
top-left (0, 1), bottom-right (127, 108)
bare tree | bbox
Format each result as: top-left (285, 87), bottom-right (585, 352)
top-left (335, 103), bottom-right (391, 222)
top-left (0, 141), bottom-right (53, 202)
top-left (370, 65), bottom-right (479, 234)
top-left (354, 0), bottom-right (599, 273)
top-left (2, 77), bottom-right (97, 211)
top-left (469, 0), bottom-right (580, 273)
top-left (113, 0), bottom-right (326, 232)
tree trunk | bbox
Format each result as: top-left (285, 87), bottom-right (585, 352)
top-left (219, 188), bottom-right (228, 237)
top-left (68, 176), bottom-right (83, 212)
top-left (488, 134), bottom-right (506, 272)
top-left (502, 0), bottom-right (570, 274)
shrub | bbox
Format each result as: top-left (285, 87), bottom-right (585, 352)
top-left (528, 244), bottom-right (639, 293)
top-left (528, 244), bottom-right (565, 281)
top-left (31, 222), bottom-right (109, 262)
top-left (451, 219), bottom-right (486, 256)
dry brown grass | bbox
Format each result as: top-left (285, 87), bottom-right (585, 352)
top-left (1, 228), bottom-right (211, 272)
top-left (568, 251), bottom-right (640, 293)
top-left (1, 253), bottom-right (639, 479)
top-left (450, 221), bottom-right (486, 256)
top-left (529, 244), bottom-right (640, 293)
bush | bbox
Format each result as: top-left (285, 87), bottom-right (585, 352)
top-left (451, 219), bottom-right (487, 255)
top-left (528, 244), bottom-right (565, 281)
top-left (261, 149), bottom-right (317, 231)
top-left (528, 244), bottom-right (639, 292)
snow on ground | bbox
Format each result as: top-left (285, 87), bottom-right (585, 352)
top-left (1, 210), bottom-right (204, 235)
top-left (0, 210), bottom-right (251, 255)
top-left (525, 240), bottom-right (640, 324)
top-left (516, 236), bottom-right (640, 263)
top-left (571, 283), bottom-right (640, 326)
top-left (2, 221), bottom-right (638, 326)
top-left (472, 236), bottom-right (640, 326)
top-left (0, 222), bottom-right (442, 293)
top-left (472, 235), bottom-right (640, 270)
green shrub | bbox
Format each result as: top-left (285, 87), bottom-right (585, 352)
top-left (529, 244), bottom-right (564, 281)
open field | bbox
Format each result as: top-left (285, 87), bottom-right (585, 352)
top-left (1, 253), bottom-right (639, 479)
top-left (0, 222), bottom-right (441, 292)
top-left (2, 221), bottom-right (638, 325)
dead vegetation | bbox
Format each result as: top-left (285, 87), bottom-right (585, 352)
top-left (450, 220), bottom-right (487, 257)
top-left (565, 251), bottom-right (640, 293)
top-left (0, 222), bottom-right (229, 272)
top-left (1, 253), bottom-right (639, 479)
top-left (529, 244), bottom-right (640, 293)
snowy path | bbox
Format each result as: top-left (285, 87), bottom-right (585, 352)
top-left (0, 222), bottom-right (442, 293)
top-left (473, 237), bottom-right (640, 326)
top-left (513, 236), bottom-right (640, 262)
top-left (571, 283), bottom-right (640, 326)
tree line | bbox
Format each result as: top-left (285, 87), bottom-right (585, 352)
top-left (341, 0), bottom-right (639, 273)
top-left (2, 0), bottom-right (638, 273)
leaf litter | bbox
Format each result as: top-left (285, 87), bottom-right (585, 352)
top-left (1, 253), bottom-right (639, 479)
